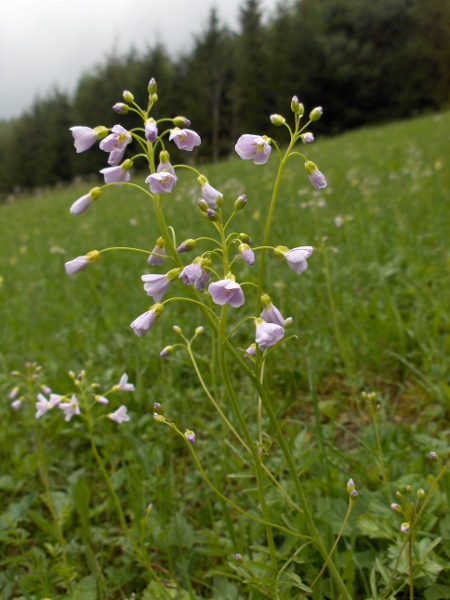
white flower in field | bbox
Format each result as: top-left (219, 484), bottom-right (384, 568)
top-left (59, 395), bottom-right (81, 422)
top-left (108, 405), bottom-right (130, 423)
top-left (117, 373), bottom-right (135, 392)
top-left (36, 394), bottom-right (52, 418)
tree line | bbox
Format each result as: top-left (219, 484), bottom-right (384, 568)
top-left (0, 0), bottom-right (449, 197)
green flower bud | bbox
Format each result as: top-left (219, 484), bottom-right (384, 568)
top-left (123, 90), bottom-right (134, 103)
top-left (309, 106), bottom-right (323, 121)
top-left (89, 187), bottom-right (102, 200)
top-left (93, 125), bottom-right (109, 140)
top-left (234, 195), bottom-right (247, 210)
top-left (270, 114), bottom-right (286, 126)
top-left (417, 489), bottom-right (426, 499)
top-left (238, 232), bottom-right (252, 244)
top-left (148, 78), bottom-right (157, 95)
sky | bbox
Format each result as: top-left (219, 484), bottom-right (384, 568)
top-left (0, 0), bottom-right (279, 121)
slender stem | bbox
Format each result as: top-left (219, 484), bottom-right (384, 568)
top-left (408, 532), bottom-right (414, 600)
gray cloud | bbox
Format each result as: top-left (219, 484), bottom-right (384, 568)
top-left (0, 0), bottom-right (278, 120)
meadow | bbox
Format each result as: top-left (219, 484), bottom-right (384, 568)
top-left (0, 110), bottom-right (449, 599)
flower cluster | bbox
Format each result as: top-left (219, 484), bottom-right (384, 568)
top-left (67, 79), bottom-right (327, 362)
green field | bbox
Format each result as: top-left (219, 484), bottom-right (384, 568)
top-left (0, 111), bottom-right (449, 598)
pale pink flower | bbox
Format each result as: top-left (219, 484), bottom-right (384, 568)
top-left (239, 244), bottom-right (255, 265)
top-left (108, 405), bottom-right (130, 423)
top-left (200, 182), bottom-right (223, 209)
top-left (179, 262), bottom-right (203, 286)
top-left (148, 240), bottom-right (166, 266)
top-left (100, 163), bottom-right (132, 185)
top-left (11, 399), bottom-right (23, 410)
top-left (169, 128), bottom-right (201, 151)
top-left (145, 172), bottom-right (177, 194)
top-left (65, 256), bottom-right (89, 276)
top-left (117, 373), bottom-right (135, 392)
top-left (185, 429), bottom-right (196, 443)
top-left (301, 133), bottom-right (314, 143)
top-left (145, 118), bottom-right (158, 142)
top-left (36, 393), bottom-right (53, 418)
top-left (70, 187), bottom-right (102, 216)
top-left (305, 161), bottom-right (327, 190)
top-left (9, 387), bottom-right (19, 400)
top-left (130, 308), bottom-right (157, 337)
top-left (255, 320), bottom-right (285, 351)
top-left (194, 269), bottom-right (210, 290)
top-left (99, 125), bottom-right (131, 155)
top-left (70, 126), bottom-right (98, 153)
top-left (235, 134), bottom-right (271, 165)
top-left (157, 158), bottom-right (177, 179)
top-left (260, 304), bottom-right (287, 327)
top-left (96, 395), bottom-right (109, 405)
top-left (285, 246), bottom-right (313, 275)
top-left (141, 274), bottom-right (171, 302)
top-left (208, 279), bottom-right (245, 308)
top-left (59, 395), bottom-right (81, 422)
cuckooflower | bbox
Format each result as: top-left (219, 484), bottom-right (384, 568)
top-left (179, 262), bottom-right (203, 286)
top-left (70, 187), bottom-right (102, 216)
top-left (130, 308), bottom-right (157, 337)
top-left (11, 399), bottom-right (23, 410)
top-left (70, 126), bottom-right (107, 153)
top-left (275, 246), bottom-right (313, 275)
top-left (108, 405), bottom-right (130, 423)
top-left (59, 395), bottom-right (81, 422)
top-left (197, 177), bottom-right (223, 209)
top-left (116, 373), bottom-right (135, 392)
top-left (208, 278), bottom-right (245, 308)
top-left (36, 393), bottom-right (54, 418)
top-left (194, 269), bottom-right (210, 290)
top-left (65, 250), bottom-right (100, 276)
top-left (301, 133), bottom-right (314, 143)
top-left (185, 429), bottom-right (196, 443)
top-left (239, 243), bottom-right (255, 265)
top-left (157, 152), bottom-right (177, 179)
top-left (235, 134), bottom-right (271, 165)
top-left (304, 161), bottom-right (327, 190)
top-left (100, 159), bottom-right (133, 185)
top-left (99, 125), bottom-right (131, 157)
top-left (260, 295), bottom-right (287, 327)
top-left (145, 118), bottom-right (158, 142)
top-left (255, 319), bottom-right (285, 351)
top-left (148, 237), bottom-right (166, 266)
top-left (169, 128), bottom-right (201, 151)
top-left (141, 274), bottom-right (171, 302)
top-left (145, 172), bottom-right (177, 194)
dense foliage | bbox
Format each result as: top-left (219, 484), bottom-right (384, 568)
top-left (1, 0), bottom-right (449, 196)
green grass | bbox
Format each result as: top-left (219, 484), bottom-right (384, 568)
top-left (0, 111), bottom-right (449, 598)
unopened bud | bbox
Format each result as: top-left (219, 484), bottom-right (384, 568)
top-left (185, 429), bottom-right (196, 443)
top-left (417, 489), bottom-right (426, 499)
top-left (236, 553), bottom-right (243, 562)
top-left (153, 413), bottom-right (165, 423)
top-left (113, 103), bottom-right (129, 114)
top-left (401, 522), bottom-right (410, 534)
top-left (309, 106), bottom-right (323, 121)
top-left (291, 96), bottom-right (300, 113)
top-left (270, 114), bottom-right (285, 126)
top-left (350, 490), bottom-right (359, 501)
top-left (177, 239), bottom-right (197, 253)
top-left (396, 491), bottom-right (402, 500)
top-left (160, 346), bottom-right (174, 358)
top-left (198, 198), bottom-right (208, 213)
top-left (174, 116), bottom-right (191, 128)
top-left (154, 402), bottom-right (162, 411)
top-left (123, 90), bottom-right (134, 103)
top-left (235, 194), bottom-right (247, 210)
top-left (150, 93), bottom-right (158, 104)
top-left (195, 326), bottom-right (204, 336)
top-left (238, 233), bottom-right (252, 245)
top-left (148, 78), bottom-right (157, 95)
top-left (301, 133), bottom-right (314, 144)
top-left (429, 451), bottom-right (438, 461)
top-left (391, 503), bottom-right (402, 512)
top-left (206, 209), bottom-right (218, 222)
top-left (347, 478), bottom-right (355, 493)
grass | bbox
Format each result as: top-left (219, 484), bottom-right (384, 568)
top-left (0, 110), bottom-right (449, 599)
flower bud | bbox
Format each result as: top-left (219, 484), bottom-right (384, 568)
top-left (93, 125), bottom-right (109, 140)
top-left (173, 325), bottom-right (182, 334)
top-left (113, 103), bottom-right (129, 114)
top-left (206, 209), bottom-right (218, 222)
top-left (396, 491), bottom-right (402, 500)
top-left (284, 317), bottom-right (294, 327)
top-left (234, 194), bottom-right (247, 210)
top-left (347, 478), bottom-right (355, 493)
top-left (185, 429), bottom-right (196, 443)
top-left (198, 198), bottom-right (208, 213)
top-left (291, 96), bottom-right (300, 113)
top-left (154, 402), bottom-right (162, 411)
top-left (195, 326), bottom-right (204, 336)
top-left (148, 78), bottom-right (157, 95)
top-left (301, 133), bottom-right (314, 144)
top-left (391, 503), bottom-right (402, 512)
top-left (350, 490), bottom-right (359, 501)
top-left (153, 413), bottom-right (165, 423)
top-left (177, 239), bottom-right (197, 253)
top-left (236, 553), bottom-right (243, 562)
top-left (238, 233), bottom-right (252, 245)
top-left (160, 346), bottom-right (174, 358)
top-left (417, 489), bottom-right (426, 499)
top-left (9, 387), bottom-right (19, 400)
top-left (123, 90), bottom-right (134, 103)
top-left (429, 451), bottom-right (438, 461)
top-left (150, 93), bottom-right (158, 104)
top-left (401, 522), bottom-right (410, 534)
top-left (309, 106), bottom-right (323, 121)
top-left (246, 343), bottom-right (256, 357)
top-left (173, 116), bottom-right (191, 127)
top-left (270, 114), bottom-right (286, 126)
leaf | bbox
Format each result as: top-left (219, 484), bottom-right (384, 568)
top-left (357, 514), bottom-right (394, 539)
top-left (277, 571), bottom-right (312, 593)
top-left (72, 476), bottom-right (91, 530)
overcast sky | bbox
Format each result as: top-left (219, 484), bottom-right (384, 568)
top-left (0, 0), bottom-right (280, 121)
